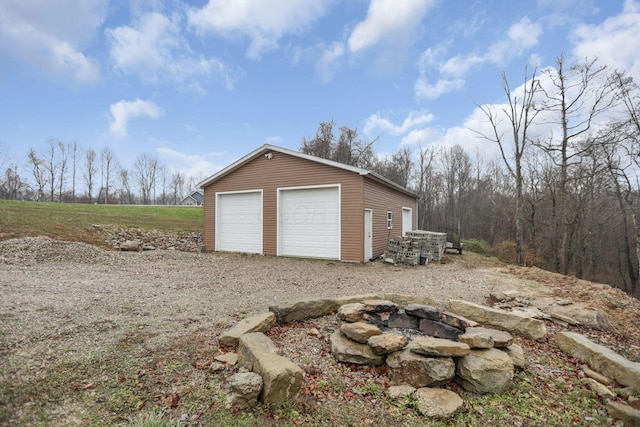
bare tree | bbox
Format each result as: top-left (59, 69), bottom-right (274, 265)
top-left (301, 120), bottom-right (377, 168)
top-left (473, 63), bottom-right (541, 265)
top-left (42, 141), bottom-right (59, 201)
top-left (171, 171), bottom-right (186, 205)
top-left (84, 149), bottom-right (98, 202)
top-left (119, 168), bottom-right (135, 204)
top-left (415, 143), bottom-right (438, 230)
top-left (27, 148), bottom-right (48, 201)
top-left (69, 142), bottom-right (77, 201)
top-left (134, 154), bottom-right (158, 205)
top-left (56, 142), bottom-right (68, 202)
top-left (2, 163), bottom-right (23, 200)
top-left (101, 148), bottom-right (117, 204)
top-left (596, 70), bottom-right (640, 297)
top-left (301, 119), bottom-right (335, 160)
top-left (440, 145), bottom-right (473, 232)
top-left (536, 55), bottom-right (616, 273)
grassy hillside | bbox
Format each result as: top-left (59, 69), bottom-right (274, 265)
top-left (0, 200), bottom-right (203, 246)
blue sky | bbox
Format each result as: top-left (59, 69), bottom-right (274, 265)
top-left (1, 0), bottom-right (639, 185)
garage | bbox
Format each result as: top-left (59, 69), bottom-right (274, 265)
top-left (200, 144), bottom-right (418, 262)
top-left (216, 191), bottom-right (262, 253)
top-left (278, 186), bottom-right (340, 259)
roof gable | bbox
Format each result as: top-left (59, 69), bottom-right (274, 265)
top-left (198, 144), bottom-right (418, 198)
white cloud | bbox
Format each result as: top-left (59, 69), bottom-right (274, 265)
top-left (109, 99), bottom-right (163, 139)
top-left (364, 110), bottom-right (435, 136)
top-left (316, 42), bottom-right (345, 82)
top-left (106, 12), bottom-right (232, 91)
top-left (0, 0), bottom-right (105, 83)
top-left (572, 0), bottom-right (640, 78)
top-left (415, 77), bottom-right (465, 99)
top-left (400, 127), bottom-right (439, 146)
top-left (348, 0), bottom-right (437, 54)
top-left (156, 147), bottom-right (217, 180)
top-left (439, 54), bottom-right (484, 77)
top-left (486, 17), bottom-right (542, 65)
top-left (415, 17), bottom-right (542, 100)
top-left (188, 0), bottom-right (332, 59)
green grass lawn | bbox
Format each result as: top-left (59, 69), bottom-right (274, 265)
top-left (0, 200), bottom-right (203, 245)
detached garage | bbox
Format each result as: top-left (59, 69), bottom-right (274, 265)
top-left (199, 144), bottom-right (418, 263)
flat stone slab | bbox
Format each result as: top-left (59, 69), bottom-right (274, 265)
top-left (236, 332), bottom-right (303, 404)
top-left (557, 331), bottom-right (640, 390)
top-left (215, 352), bottom-right (238, 366)
top-left (410, 336), bottom-right (470, 357)
top-left (465, 327), bottom-right (513, 348)
top-left (368, 333), bottom-right (409, 355)
top-left (337, 303), bottom-right (366, 323)
top-left (607, 401), bottom-right (640, 425)
top-left (583, 378), bottom-right (615, 398)
top-left (440, 311), bottom-right (478, 329)
top-left (330, 330), bottom-right (385, 365)
top-left (388, 385), bottom-right (416, 399)
top-left (458, 332), bottom-right (494, 349)
top-left (269, 297), bottom-right (337, 324)
top-left (384, 294), bottom-right (436, 308)
top-left (449, 299), bottom-right (547, 341)
top-left (237, 332), bottom-right (280, 370)
top-left (405, 304), bottom-right (440, 321)
top-left (219, 312), bottom-right (277, 346)
top-left (332, 294), bottom-right (381, 307)
top-left (419, 318), bottom-right (463, 341)
top-left (414, 387), bottom-right (463, 420)
top-left (253, 352), bottom-right (304, 404)
top-left (387, 348), bottom-right (455, 388)
top-left (388, 310), bottom-right (420, 329)
top-left (544, 304), bottom-right (611, 330)
top-left (339, 322), bottom-right (381, 344)
top-left (362, 299), bottom-right (398, 313)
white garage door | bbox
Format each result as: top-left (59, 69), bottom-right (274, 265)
top-left (216, 191), bottom-right (262, 253)
top-left (279, 186), bottom-right (340, 259)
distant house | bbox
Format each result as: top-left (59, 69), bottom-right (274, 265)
top-left (198, 144), bottom-right (418, 262)
top-left (181, 190), bottom-right (204, 206)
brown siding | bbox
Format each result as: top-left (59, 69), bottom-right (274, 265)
top-left (363, 178), bottom-right (418, 258)
top-left (203, 151), bottom-right (364, 261)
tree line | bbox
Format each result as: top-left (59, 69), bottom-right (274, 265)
top-left (2, 54), bottom-right (638, 299)
top-left (0, 143), bottom-right (203, 205)
top-left (301, 55), bottom-right (640, 299)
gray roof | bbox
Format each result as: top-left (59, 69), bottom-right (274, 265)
top-left (198, 144), bottom-right (418, 198)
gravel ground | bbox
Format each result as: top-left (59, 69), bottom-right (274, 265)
top-left (3, 236), bottom-right (640, 426)
top-left (0, 236), bottom-right (492, 374)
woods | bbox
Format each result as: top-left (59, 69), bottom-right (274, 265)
top-left (1, 56), bottom-right (639, 298)
top-left (300, 56), bottom-right (640, 299)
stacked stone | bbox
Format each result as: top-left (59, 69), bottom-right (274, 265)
top-left (331, 299), bottom-right (523, 395)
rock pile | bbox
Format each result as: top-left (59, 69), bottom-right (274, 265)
top-left (215, 295), bottom-right (532, 421)
top-left (97, 225), bottom-right (202, 252)
top-left (0, 236), bottom-right (119, 265)
top-left (331, 299), bottom-right (521, 397)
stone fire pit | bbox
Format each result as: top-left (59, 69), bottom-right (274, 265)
top-left (216, 293), bottom-right (541, 419)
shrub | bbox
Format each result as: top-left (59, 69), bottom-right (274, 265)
top-left (462, 238), bottom-right (491, 255)
top-left (492, 240), bottom-right (517, 264)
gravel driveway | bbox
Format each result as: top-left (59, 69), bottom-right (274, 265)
top-left (0, 237), bottom-right (493, 367)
